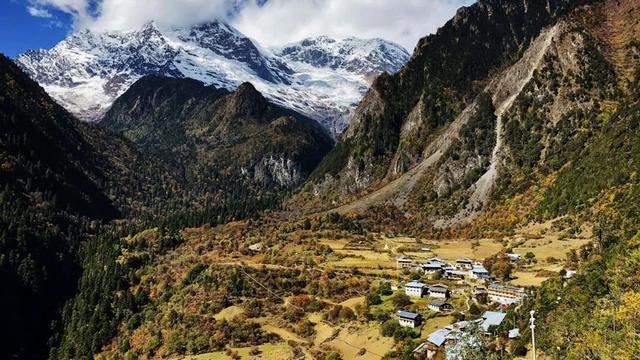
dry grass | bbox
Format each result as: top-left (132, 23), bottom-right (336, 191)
top-left (340, 296), bottom-right (365, 310)
top-left (420, 316), bottom-right (454, 339)
top-left (510, 271), bottom-right (550, 287)
top-left (261, 324), bottom-right (306, 344)
top-left (511, 236), bottom-right (590, 262)
top-left (213, 306), bottom-right (244, 321)
top-left (432, 238), bottom-right (504, 261)
top-left (322, 323), bottom-right (395, 360)
top-left (183, 343), bottom-right (293, 360)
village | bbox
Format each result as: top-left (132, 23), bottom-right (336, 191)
top-left (393, 255), bottom-right (529, 359)
top-left (163, 216), bottom-right (590, 360)
top-left (307, 222), bottom-right (587, 360)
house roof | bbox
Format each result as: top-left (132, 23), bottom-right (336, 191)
top-left (406, 281), bottom-right (427, 288)
top-left (398, 311), bottom-right (421, 320)
top-left (488, 283), bottom-right (525, 293)
top-left (429, 284), bottom-right (449, 292)
top-left (480, 311), bottom-right (507, 332)
top-left (446, 270), bottom-right (467, 276)
top-left (427, 327), bottom-right (451, 346)
top-left (509, 328), bottom-right (521, 338)
top-left (421, 262), bottom-right (443, 269)
top-left (472, 265), bottom-right (489, 273)
top-left (396, 257), bottom-right (413, 262)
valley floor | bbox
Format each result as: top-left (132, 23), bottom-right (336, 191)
top-left (126, 215), bottom-right (590, 360)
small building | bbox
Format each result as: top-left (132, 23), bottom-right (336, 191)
top-left (428, 284), bottom-right (450, 299)
top-left (507, 253), bottom-right (521, 261)
top-left (398, 311), bottom-right (423, 328)
top-left (421, 261), bottom-right (444, 275)
top-left (509, 328), bottom-right (521, 339)
top-left (469, 264), bottom-right (491, 280)
top-left (405, 281), bottom-right (428, 298)
top-left (456, 258), bottom-right (474, 270)
top-left (428, 299), bottom-right (453, 313)
top-left (397, 257), bottom-right (414, 269)
top-left (444, 269), bottom-right (467, 280)
top-left (487, 283), bottom-right (525, 305)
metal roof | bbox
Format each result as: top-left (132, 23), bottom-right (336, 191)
top-left (427, 327), bottom-right (451, 346)
top-left (480, 311), bottom-right (507, 331)
top-left (398, 311), bottom-right (421, 320)
top-left (406, 281), bottom-right (427, 288)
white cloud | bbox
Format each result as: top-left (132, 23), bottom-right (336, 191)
top-left (88, 0), bottom-right (232, 32)
top-left (233, 0), bottom-right (474, 50)
top-left (26, 0), bottom-right (474, 50)
top-left (27, 6), bottom-right (53, 18)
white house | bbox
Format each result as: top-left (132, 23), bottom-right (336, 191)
top-left (445, 269), bottom-right (467, 280)
top-left (487, 283), bottom-right (525, 305)
top-left (428, 284), bottom-right (450, 299)
top-left (421, 261), bottom-right (444, 275)
top-left (397, 257), bottom-right (414, 269)
top-left (405, 281), bottom-right (428, 298)
top-left (398, 311), bottom-right (423, 328)
top-left (428, 299), bottom-right (453, 313)
top-left (456, 259), bottom-right (474, 270)
top-left (469, 264), bottom-right (491, 280)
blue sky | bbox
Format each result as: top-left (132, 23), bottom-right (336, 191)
top-left (1, 1), bottom-right (73, 57)
top-left (1, 0), bottom-right (473, 57)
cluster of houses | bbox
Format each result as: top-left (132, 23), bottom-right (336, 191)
top-left (394, 256), bottom-right (527, 330)
top-left (414, 311), bottom-right (518, 359)
top-left (397, 257), bottom-right (492, 281)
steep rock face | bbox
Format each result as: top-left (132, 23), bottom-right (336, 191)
top-left (299, 0), bottom-right (599, 218)
top-left (278, 36), bottom-right (409, 77)
top-left (102, 76), bottom-right (334, 190)
top-left (16, 21), bottom-right (409, 134)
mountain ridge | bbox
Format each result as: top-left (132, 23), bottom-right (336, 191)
top-left (16, 21), bottom-right (410, 135)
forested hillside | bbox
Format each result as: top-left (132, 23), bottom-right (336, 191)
top-left (102, 76), bottom-right (333, 226)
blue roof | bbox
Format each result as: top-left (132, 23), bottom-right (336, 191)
top-left (406, 281), bottom-right (427, 288)
top-left (427, 327), bottom-right (451, 346)
top-left (481, 311), bottom-right (507, 331)
top-left (422, 262), bottom-right (443, 268)
top-left (398, 311), bottom-right (421, 320)
top-left (472, 265), bottom-right (489, 273)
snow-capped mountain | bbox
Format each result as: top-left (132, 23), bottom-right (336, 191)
top-left (16, 21), bottom-right (410, 135)
top-left (277, 36), bottom-right (409, 77)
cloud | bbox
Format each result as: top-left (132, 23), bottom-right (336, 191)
top-left (232, 0), bottom-right (474, 50)
top-left (25, 0), bottom-right (474, 50)
top-left (88, 0), bottom-right (233, 31)
top-left (28, 0), bottom-right (95, 27)
top-left (27, 6), bottom-right (53, 18)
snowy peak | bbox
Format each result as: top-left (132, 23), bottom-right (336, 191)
top-left (173, 21), bottom-right (292, 84)
top-left (16, 21), bottom-right (410, 134)
top-left (277, 36), bottom-right (410, 76)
